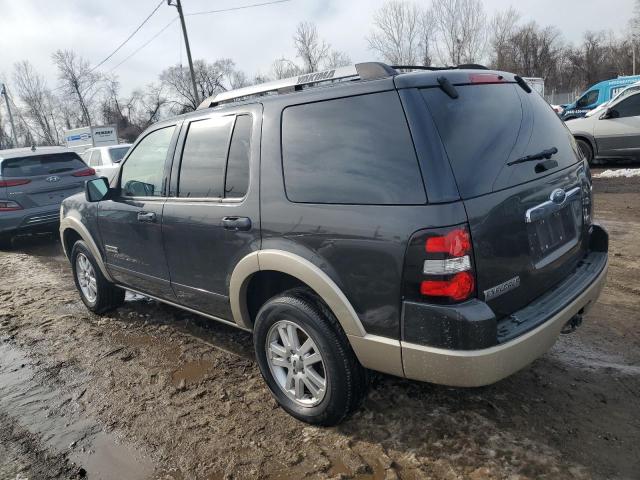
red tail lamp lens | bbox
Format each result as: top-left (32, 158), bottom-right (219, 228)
top-left (420, 271), bottom-right (475, 301)
top-left (0, 178), bottom-right (31, 187)
top-left (72, 168), bottom-right (96, 177)
top-left (425, 228), bottom-right (471, 257)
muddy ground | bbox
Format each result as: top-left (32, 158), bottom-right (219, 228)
top-left (0, 170), bottom-right (638, 480)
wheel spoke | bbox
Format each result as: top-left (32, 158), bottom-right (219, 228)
top-left (271, 357), bottom-right (290, 368)
top-left (302, 375), bottom-right (321, 398)
top-left (269, 342), bottom-right (288, 359)
top-left (278, 325), bottom-right (292, 350)
top-left (287, 324), bottom-right (300, 350)
top-left (294, 375), bottom-right (304, 399)
top-left (285, 368), bottom-right (294, 391)
top-left (303, 352), bottom-right (322, 366)
top-left (298, 337), bottom-right (314, 356)
top-left (305, 367), bottom-right (326, 391)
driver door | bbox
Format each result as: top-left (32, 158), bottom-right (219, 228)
top-left (594, 93), bottom-right (640, 159)
top-left (97, 123), bottom-right (180, 299)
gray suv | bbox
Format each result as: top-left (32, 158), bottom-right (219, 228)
top-left (0, 146), bottom-right (95, 248)
top-left (60, 63), bottom-right (608, 425)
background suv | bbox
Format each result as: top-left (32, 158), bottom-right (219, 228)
top-left (0, 145), bottom-right (95, 249)
top-left (60, 63), bottom-right (608, 425)
top-left (80, 144), bottom-right (131, 183)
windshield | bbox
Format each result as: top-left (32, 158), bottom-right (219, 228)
top-left (108, 146), bottom-right (130, 163)
top-left (422, 83), bottom-right (580, 198)
top-left (1, 152), bottom-right (86, 177)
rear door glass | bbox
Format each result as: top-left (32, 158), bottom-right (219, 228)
top-left (421, 84), bottom-right (579, 199)
top-left (224, 115), bottom-right (252, 199)
top-left (1, 153), bottom-right (86, 177)
top-left (281, 92), bottom-right (426, 205)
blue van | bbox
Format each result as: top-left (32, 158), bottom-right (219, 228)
top-left (561, 75), bottom-right (640, 120)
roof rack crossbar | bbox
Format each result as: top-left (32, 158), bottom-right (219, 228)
top-left (197, 62), bottom-right (397, 109)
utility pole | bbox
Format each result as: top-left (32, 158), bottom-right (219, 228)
top-left (169, 0), bottom-right (199, 107)
top-left (0, 83), bottom-right (19, 148)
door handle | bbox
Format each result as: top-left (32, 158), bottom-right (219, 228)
top-left (137, 211), bottom-right (157, 223)
top-left (222, 216), bottom-right (251, 231)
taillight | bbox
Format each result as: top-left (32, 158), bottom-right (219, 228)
top-left (72, 168), bottom-right (96, 177)
top-left (0, 178), bottom-right (31, 187)
top-left (403, 224), bottom-right (476, 304)
top-left (0, 200), bottom-right (22, 211)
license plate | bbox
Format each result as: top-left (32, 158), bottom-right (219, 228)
top-left (528, 202), bottom-right (581, 262)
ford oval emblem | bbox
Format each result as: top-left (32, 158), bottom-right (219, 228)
top-left (550, 188), bottom-right (566, 205)
top-left (46, 176), bottom-right (61, 183)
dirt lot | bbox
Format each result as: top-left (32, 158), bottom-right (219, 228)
top-left (0, 171), bottom-right (638, 480)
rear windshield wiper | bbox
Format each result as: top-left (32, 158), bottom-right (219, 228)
top-left (507, 147), bottom-right (558, 166)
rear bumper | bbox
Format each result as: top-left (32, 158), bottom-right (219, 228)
top-left (401, 255), bottom-right (607, 386)
top-left (0, 206), bottom-right (60, 235)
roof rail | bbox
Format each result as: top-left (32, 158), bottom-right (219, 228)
top-left (197, 62), bottom-right (397, 110)
top-left (391, 64), bottom-right (489, 71)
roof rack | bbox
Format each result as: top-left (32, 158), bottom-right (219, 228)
top-left (391, 64), bottom-right (488, 71)
top-left (197, 62), bottom-right (397, 109)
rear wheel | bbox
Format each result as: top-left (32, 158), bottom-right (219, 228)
top-left (576, 138), bottom-right (594, 165)
top-left (253, 290), bottom-right (369, 426)
top-left (71, 240), bottom-right (125, 314)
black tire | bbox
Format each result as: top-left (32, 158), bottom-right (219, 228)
top-left (0, 234), bottom-right (12, 250)
top-left (70, 240), bottom-right (125, 314)
top-left (576, 138), bottom-right (594, 165)
top-left (253, 289), bottom-right (369, 426)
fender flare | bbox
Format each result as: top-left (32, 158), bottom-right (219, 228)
top-left (60, 217), bottom-right (113, 282)
top-left (229, 249), bottom-right (367, 337)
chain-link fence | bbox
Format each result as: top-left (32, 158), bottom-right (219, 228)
top-left (545, 91), bottom-right (579, 105)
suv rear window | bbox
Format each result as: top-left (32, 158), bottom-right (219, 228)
top-left (422, 84), bottom-right (580, 199)
top-left (1, 152), bottom-right (86, 177)
top-left (281, 92), bottom-right (426, 205)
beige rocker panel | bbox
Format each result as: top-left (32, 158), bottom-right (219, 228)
top-left (229, 249), bottom-right (405, 377)
top-left (59, 217), bottom-right (114, 282)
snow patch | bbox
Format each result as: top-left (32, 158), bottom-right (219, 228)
top-left (594, 168), bottom-right (640, 179)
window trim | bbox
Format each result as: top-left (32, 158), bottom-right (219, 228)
top-left (279, 91), bottom-right (427, 206)
top-left (117, 123), bottom-right (179, 200)
top-left (172, 112), bottom-right (253, 203)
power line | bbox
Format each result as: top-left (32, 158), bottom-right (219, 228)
top-left (110, 18), bottom-right (178, 73)
top-left (185, 0), bottom-right (292, 16)
top-left (89, 0), bottom-right (166, 73)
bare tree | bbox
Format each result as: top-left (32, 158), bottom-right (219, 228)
top-left (271, 58), bottom-right (301, 79)
top-left (12, 61), bottom-right (62, 145)
top-left (51, 49), bottom-right (102, 126)
top-left (160, 59), bottom-right (237, 112)
top-left (489, 7), bottom-right (520, 69)
top-left (431, 0), bottom-right (487, 65)
top-left (325, 50), bottom-right (352, 69)
top-left (293, 22), bottom-right (330, 72)
top-left (367, 1), bottom-right (424, 65)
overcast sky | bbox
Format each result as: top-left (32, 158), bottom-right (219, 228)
top-left (0, 0), bottom-right (635, 95)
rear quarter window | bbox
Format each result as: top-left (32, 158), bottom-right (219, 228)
top-left (1, 152), bottom-right (86, 177)
top-left (281, 92), bottom-right (426, 205)
top-left (422, 84), bottom-right (580, 198)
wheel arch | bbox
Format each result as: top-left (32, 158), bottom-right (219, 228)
top-left (60, 217), bottom-right (113, 282)
top-left (573, 134), bottom-right (596, 157)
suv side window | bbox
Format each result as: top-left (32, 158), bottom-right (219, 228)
top-left (120, 126), bottom-right (175, 197)
top-left (613, 93), bottom-right (640, 118)
top-left (178, 116), bottom-right (234, 198)
top-left (224, 115), bottom-right (252, 198)
top-left (89, 150), bottom-right (102, 167)
top-left (576, 90), bottom-right (599, 108)
top-left (281, 92), bottom-right (426, 205)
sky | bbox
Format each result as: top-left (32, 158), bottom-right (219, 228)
top-left (0, 0), bottom-right (636, 95)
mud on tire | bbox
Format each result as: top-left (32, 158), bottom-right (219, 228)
top-left (253, 289), bottom-right (369, 426)
top-left (71, 240), bottom-right (125, 314)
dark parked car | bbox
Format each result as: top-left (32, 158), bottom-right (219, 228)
top-left (0, 146), bottom-right (95, 248)
top-left (60, 63), bottom-right (608, 425)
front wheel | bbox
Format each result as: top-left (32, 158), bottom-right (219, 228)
top-left (71, 240), bottom-right (125, 314)
top-left (576, 138), bottom-right (594, 165)
top-left (253, 290), bottom-right (369, 426)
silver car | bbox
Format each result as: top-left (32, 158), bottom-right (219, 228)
top-left (568, 90), bottom-right (640, 164)
top-left (0, 146), bottom-right (95, 248)
top-left (80, 144), bottom-right (131, 183)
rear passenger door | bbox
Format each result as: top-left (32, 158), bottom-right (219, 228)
top-left (162, 105), bottom-right (261, 320)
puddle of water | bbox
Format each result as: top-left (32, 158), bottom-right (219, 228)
top-left (0, 341), bottom-right (156, 479)
top-left (170, 360), bottom-right (213, 387)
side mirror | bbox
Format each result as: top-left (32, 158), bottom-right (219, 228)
top-left (85, 177), bottom-right (110, 202)
top-left (601, 108), bottom-right (619, 120)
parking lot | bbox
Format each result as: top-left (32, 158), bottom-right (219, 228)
top-left (0, 168), bottom-right (638, 480)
